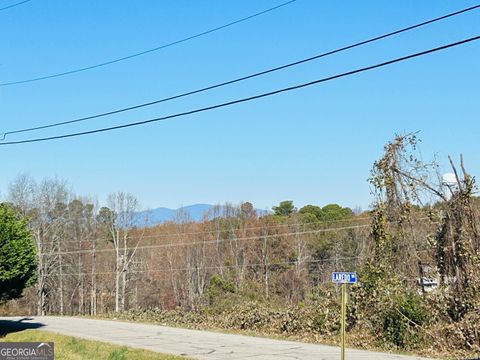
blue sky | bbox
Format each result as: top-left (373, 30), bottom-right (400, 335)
top-left (0, 0), bottom-right (479, 211)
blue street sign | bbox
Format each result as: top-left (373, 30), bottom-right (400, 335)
top-left (332, 272), bottom-right (357, 284)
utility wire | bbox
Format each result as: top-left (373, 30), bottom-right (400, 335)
top-left (0, 0), bottom-right (296, 87)
top-left (1, 35), bottom-right (478, 146)
top-left (57, 257), bottom-right (361, 277)
top-left (0, 0), bottom-right (32, 12)
top-left (41, 224), bottom-right (371, 256)
top-left (44, 216), bottom-right (372, 246)
top-left (37, 215), bottom-right (431, 247)
top-left (2, 4), bottom-right (479, 139)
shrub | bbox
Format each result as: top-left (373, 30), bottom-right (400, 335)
top-left (382, 292), bottom-right (427, 348)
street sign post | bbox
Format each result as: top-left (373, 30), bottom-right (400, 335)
top-left (332, 272), bottom-right (357, 360)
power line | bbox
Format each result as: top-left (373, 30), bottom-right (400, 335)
top-left (56, 256), bottom-right (362, 277)
top-left (2, 4), bottom-right (479, 139)
top-left (51, 250), bottom-right (433, 277)
top-left (41, 216), bottom-right (372, 246)
top-left (0, 0), bottom-right (296, 87)
top-left (37, 214), bottom-right (431, 247)
top-left (0, 0), bottom-right (32, 12)
top-left (2, 35), bottom-right (478, 146)
top-left (41, 224), bottom-right (370, 256)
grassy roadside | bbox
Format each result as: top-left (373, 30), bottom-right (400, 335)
top-left (1, 329), bottom-right (190, 360)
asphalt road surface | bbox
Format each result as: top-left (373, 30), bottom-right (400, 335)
top-left (0, 316), bottom-right (431, 360)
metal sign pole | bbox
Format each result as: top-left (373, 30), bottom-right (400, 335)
top-left (331, 271), bottom-right (357, 360)
top-left (341, 283), bottom-right (346, 360)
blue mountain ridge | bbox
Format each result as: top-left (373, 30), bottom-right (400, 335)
top-left (135, 204), bottom-right (269, 226)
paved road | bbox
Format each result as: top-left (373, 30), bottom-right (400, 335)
top-left (0, 316), bottom-right (430, 360)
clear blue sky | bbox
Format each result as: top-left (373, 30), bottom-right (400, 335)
top-left (0, 0), bottom-right (479, 211)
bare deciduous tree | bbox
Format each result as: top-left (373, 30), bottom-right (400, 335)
top-left (99, 192), bottom-right (144, 313)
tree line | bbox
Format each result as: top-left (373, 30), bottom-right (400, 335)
top-left (2, 174), bottom-right (365, 316)
top-left (1, 134), bottom-right (479, 354)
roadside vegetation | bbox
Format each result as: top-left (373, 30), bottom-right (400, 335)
top-left (1, 329), bottom-right (189, 360)
top-left (0, 203), bottom-right (37, 302)
top-left (1, 134), bottom-right (479, 358)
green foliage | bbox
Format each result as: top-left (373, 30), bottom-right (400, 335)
top-left (299, 212), bottom-right (318, 224)
top-left (107, 347), bottom-right (129, 360)
top-left (272, 201), bottom-right (295, 216)
top-left (352, 263), bottom-right (427, 350)
top-left (0, 203), bottom-right (37, 302)
top-left (321, 204), bottom-right (353, 221)
top-left (299, 204), bottom-right (353, 222)
top-left (381, 292), bottom-right (426, 348)
top-left (299, 205), bottom-right (322, 220)
top-left (67, 337), bottom-right (87, 354)
top-left (206, 274), bottom-right (235, 304)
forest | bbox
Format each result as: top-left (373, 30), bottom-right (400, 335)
top-left (1, 134), bottom-right (479, 357)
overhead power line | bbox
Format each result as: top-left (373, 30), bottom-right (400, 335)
top-left (2, 4), bottom-right (479, 139)
top-left (57, 257), bottom-right (361, 277)
top-left (40, 216), bottom-right (372, 246)
top-left (0, 0), bottom-right (296, 86)
top-left (0, 0), bottom-right (32, 12)
top-left (42, 224), bottom-right (370, 256)
top-left (1, 35), bottom-right (478, 146)
top-left (37, 215), bottom-right (431, 247)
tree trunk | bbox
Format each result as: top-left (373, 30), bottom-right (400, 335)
top-left (59, 253), bottom-right (64, 316)
top-left (263, 236), bottom-right (269, 299)
top-left (115, 246), bottom-right (120, 313)
top-left (121, 270), bottom-right (126, 312)
top-left (91, 241), bottom-right (97, 315)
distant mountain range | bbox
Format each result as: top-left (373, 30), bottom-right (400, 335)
top-left (135, 204), bottom-right (269, 226)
